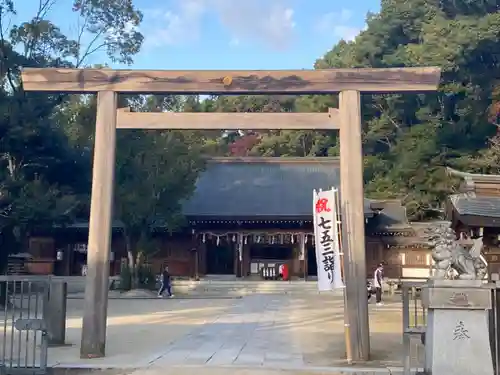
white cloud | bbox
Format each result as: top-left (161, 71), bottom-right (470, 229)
top-left (143, 0), bottom-right (206, 47)
top-left (213, 0), bottom-right (295, 50)
top-left (315, 9), bottom-right (360, 42)
top-left (142, 0), bottom-right (296, 50)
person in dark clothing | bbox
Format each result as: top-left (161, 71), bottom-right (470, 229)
top-left (373, 263), bottom-right (384, 306)
top-left (158, 266), bottom-right (173, 298)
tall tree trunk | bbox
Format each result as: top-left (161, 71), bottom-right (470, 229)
top-left (132, 253), bottom-right (139, 289)
top-left (124, 233), bottom-right (137, 290)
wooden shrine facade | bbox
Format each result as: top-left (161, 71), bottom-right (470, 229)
top-left (24, 157), bottom-right (432, 280)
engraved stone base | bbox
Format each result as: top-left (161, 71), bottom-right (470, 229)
top-left (423, 280), bottom-right (493, 375)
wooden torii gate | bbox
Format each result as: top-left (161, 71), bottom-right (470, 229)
top-left (21, 67), bottom-right (441, 362)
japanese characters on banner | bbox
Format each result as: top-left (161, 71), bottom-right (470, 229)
top-left (313, 188), bottom-right (344, 291)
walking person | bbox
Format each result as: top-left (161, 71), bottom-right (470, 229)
top-left (373, 263), bottom-right (384, 306)
top-left (158, 265), bottom-right (174, 298)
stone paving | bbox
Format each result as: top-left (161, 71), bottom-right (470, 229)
top-left (44, 291), bottom-right (422, 374)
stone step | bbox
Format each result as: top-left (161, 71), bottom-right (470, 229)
top-left (172, 281), bottom-right (322, 296)
top-left (57, 276), bottom-right (322, 296)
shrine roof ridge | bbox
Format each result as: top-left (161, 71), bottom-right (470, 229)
top-left (447, 167), bottom-right (500, 182)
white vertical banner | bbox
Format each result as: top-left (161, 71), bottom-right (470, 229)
top-left (313, 188), bottom-right (344, 291)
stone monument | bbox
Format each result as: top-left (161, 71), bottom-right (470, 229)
top-left (422, 224), bottom-right (493, 375)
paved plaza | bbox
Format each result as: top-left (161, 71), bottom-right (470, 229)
top-left (43, 291), bottom-right (421, 374)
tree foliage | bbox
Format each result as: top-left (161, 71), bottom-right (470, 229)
top-left (315, 0), bottom-right (500, 219)
top-left (114, 97), bottom-right (205, 282)
top-left (0, 0), bottom-right (145, 269)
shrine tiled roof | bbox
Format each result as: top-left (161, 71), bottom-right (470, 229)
top-left (449, 194), bottom-right (500, 218)
top-left (182, 157), bottom-right (374, 219)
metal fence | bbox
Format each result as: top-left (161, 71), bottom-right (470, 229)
top-left (401, 281), bottom-right (427, 375)
top-left (0, 276), bottom-right (50, 375)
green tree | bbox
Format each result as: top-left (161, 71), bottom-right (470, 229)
top-left (115, 129), bottom-right (204, 287)
top-left (7, 0), bottom-right (143, 67)
top-left (0, 0), bottom-right (145, 273)
top-left (194, 94), bottom-right (339, 157)
top-left (114, 96), bottom-right (205, 288)
top-left (312, 0), bottom-right (500, 219)
top-left (54, 91), bottom-right (207, 287)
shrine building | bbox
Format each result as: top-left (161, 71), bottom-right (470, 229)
top-left (446, 167), bottom-right (500, 277)
top-left (23, 157), bottom-right (434, 280)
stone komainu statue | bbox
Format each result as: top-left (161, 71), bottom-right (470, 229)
top-left (425, 224), bottom-right (488, 280)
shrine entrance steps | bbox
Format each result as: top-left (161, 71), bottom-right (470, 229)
top-left (171, 279), bottom-right (323, 297)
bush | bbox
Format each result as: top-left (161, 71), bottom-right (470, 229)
top-left (119, 263), bottom-right (132, 291)
top-left (137, 264), bottom-right (156, 290)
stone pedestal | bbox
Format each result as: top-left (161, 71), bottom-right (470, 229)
top-left (422, 279), bottom-right (493, 375)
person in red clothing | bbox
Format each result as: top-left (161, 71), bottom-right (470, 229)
top-left (282, 263), bottom-right (289, 281)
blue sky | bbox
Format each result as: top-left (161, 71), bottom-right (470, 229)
top-left (12, 0), bottom-right (380, 70)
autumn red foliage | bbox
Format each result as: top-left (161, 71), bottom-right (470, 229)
top-left (228, 134), bottom-right (260, 156)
